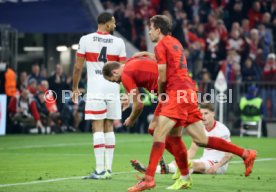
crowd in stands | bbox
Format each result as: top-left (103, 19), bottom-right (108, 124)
top-left (102, 0), bottom-right (276, 119)
top-left (6, 63), bottom-right (88, 134)
top-left (102, 0), bottom-right (276, 81)
top-left (3, 0), bottom-right (276, 134)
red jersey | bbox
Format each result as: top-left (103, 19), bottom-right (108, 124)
top-left (121, 56), bottom-right (158, 93)
top-left (154, 35), bottom-right (196, 91)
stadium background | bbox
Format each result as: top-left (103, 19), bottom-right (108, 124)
top-left (0, 0), bottom-right (276, 191)
top-left (1, 0), bottom-right (276, 135)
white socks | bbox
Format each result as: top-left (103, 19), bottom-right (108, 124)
top-left (93, 132), bottom-right (105, 173)
top-left (156, 162), bottom-right (177, 174)
top-left (168, 162), bottom-right (177, 173)
top-left (104, 132), bottom-right (115, 171)
top-left (93, 132), bottom-right (115, 173)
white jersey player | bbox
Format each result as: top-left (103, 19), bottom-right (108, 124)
top-left (72, 12), bottom-right (126, 179)
top-left (131, 103), bottom-right (234, 176)
top-left (165, 103), bottom-right (234, 176)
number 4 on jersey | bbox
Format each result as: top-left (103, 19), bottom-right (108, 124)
top-left (98, 47), bottom-right (107, 63)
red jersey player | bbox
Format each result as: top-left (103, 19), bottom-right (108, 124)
top-left (103, 56), bottom-right (158, 127)
top-left (125, 15), bottom-right (257, 192)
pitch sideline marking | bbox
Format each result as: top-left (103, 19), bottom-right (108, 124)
top-left (0, 138), bottom-right (151, 150)
top-left (0, 158), bottom-right (275, 188)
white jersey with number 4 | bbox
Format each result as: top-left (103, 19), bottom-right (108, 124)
top-left (77, 32), bottom-right (126, 100)
top-left (201, 121), bottom-right (231, 162)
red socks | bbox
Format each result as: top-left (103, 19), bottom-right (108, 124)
top-left (167, 136), bottom-right (189, 176)
top-left (146, 142), bottom-right (165, 177)
top-left (207, 136), bottom-right (245, 158)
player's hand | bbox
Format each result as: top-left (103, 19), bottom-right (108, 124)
top-left (72, 88), bottom-right (81, 104)
top-left (124, 117), bottom-right (135, 127)
top-left (206, 164), bottom-right (219, 174)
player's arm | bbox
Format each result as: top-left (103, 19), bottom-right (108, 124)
top-left (206, 152), bottom-right (233, 174)
top-left (132, 51), bottom-right (156, 60)
top-left (72, 56), bottom-right (85, 103)
top-left (217, 152), bottom-right (234, 167)
top-left (187, 141), bottom-right (199, 160)
top-left (124, 88), bottom-right (144, 127)
top-left (157, 64), bottom-right (166, 95)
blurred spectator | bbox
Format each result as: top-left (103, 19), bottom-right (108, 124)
top-left (40, 68), bottom-right (48, 81)
top-left (48, 64), bottom-right (68, 112)
top-left (228, 0), bottom-right (245, 27)
top-left (242, 57), bottom-right (260, 82)
top-left (247, 1), bottom-right (263, 28)
top-left (28, 63), bottom-right (43, 85)
top-left (241, 19), bottom-right (250, 38)
top-left (17, 71), bottom-right (28, 91)
top-left (8, 88), bottom-right (43, 133)
top-left (220, 50), bottom-right (241, 82)
top-left (198, 69), bottom-right (213, 99)
top-left (35, 91), bottom-right (61, 133)
top-left (4, 67), bottom-right (17, 97)
top-left (226, 29), bottom-right (245, 55)
top-left (261, 53), bottom-right (276, 118)
top-left (246, 29), bottom-right (262, 61)
top-left (204, 32), bottom-right (223, 79)
top-left (27, 78), bottom-right (38, 95)
top-left (263, 53), bottom-right (276, 81)
top-left (258, 24), bottom-right (273, 60)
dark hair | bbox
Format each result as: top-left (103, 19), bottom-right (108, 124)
top-left (199, 103), bottom-right (215, 112)
top-left (150, 15), bottom-right (172, 35)
top-left (97, 12), bottom-right (113, 24)
top-left (102, 62), bottom-right (121, 78)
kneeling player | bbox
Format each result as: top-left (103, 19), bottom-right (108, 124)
top-left (131, 103), bottom-right (234, 176)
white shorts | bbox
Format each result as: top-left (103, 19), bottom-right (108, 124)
top-left (193, 159), bottom-right (228, 174)
top-left (84, 99), bottom-right (121, 120)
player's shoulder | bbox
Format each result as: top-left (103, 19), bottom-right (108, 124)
top-left (215, 121), bottom-right (230, 134)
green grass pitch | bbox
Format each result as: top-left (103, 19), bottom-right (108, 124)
top-left (0, 133), bottom-right (276, 192)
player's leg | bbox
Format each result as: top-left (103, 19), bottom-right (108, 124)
top-left (104, 119), bottom-right (114, 177)
top-left (166, 126), bottom-right (192, 190)
top-left (83, 100), bottom-right (107, 179)
top-left (186, 121), bottom-right (257, 176)
top-left (104, 99), bottom-right (121, 177)
top-left (92, 120), bottom-right (105, 173)
top-left (147, 103), bottom-right (161, 136)
top-left (128, 115), bottom-right (175, 192)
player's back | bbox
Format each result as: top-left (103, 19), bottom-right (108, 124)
top-left (122, 56), bottom-right (158, 93)
top-left (77, 32), bottom-right (126, 99)
top-left (155, 35), bottom-right (196, 92)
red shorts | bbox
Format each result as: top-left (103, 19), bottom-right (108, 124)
top-left (154, 89), bottom-right (202, 127)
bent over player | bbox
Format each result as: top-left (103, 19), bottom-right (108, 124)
top-left (72, 12), bottom-right (126, 179)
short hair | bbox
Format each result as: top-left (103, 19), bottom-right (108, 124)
top-left (150, 15), bottom-right (172, 35)
top-left (199, 103), bottom-right (215, 112)
top-left (97, 12), bottom-right (113, 24)
top-left (102, 62), bottom-right (121, 78)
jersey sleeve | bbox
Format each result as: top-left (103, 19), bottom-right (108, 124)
top-left (154, 42), bottom-right (167, 65)
top-left (77, 36), bottom-right (86, 58)
top-left (118, 38), bottom-right (126, 62)
top-left (121, 73), bottom-right (137, 93)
